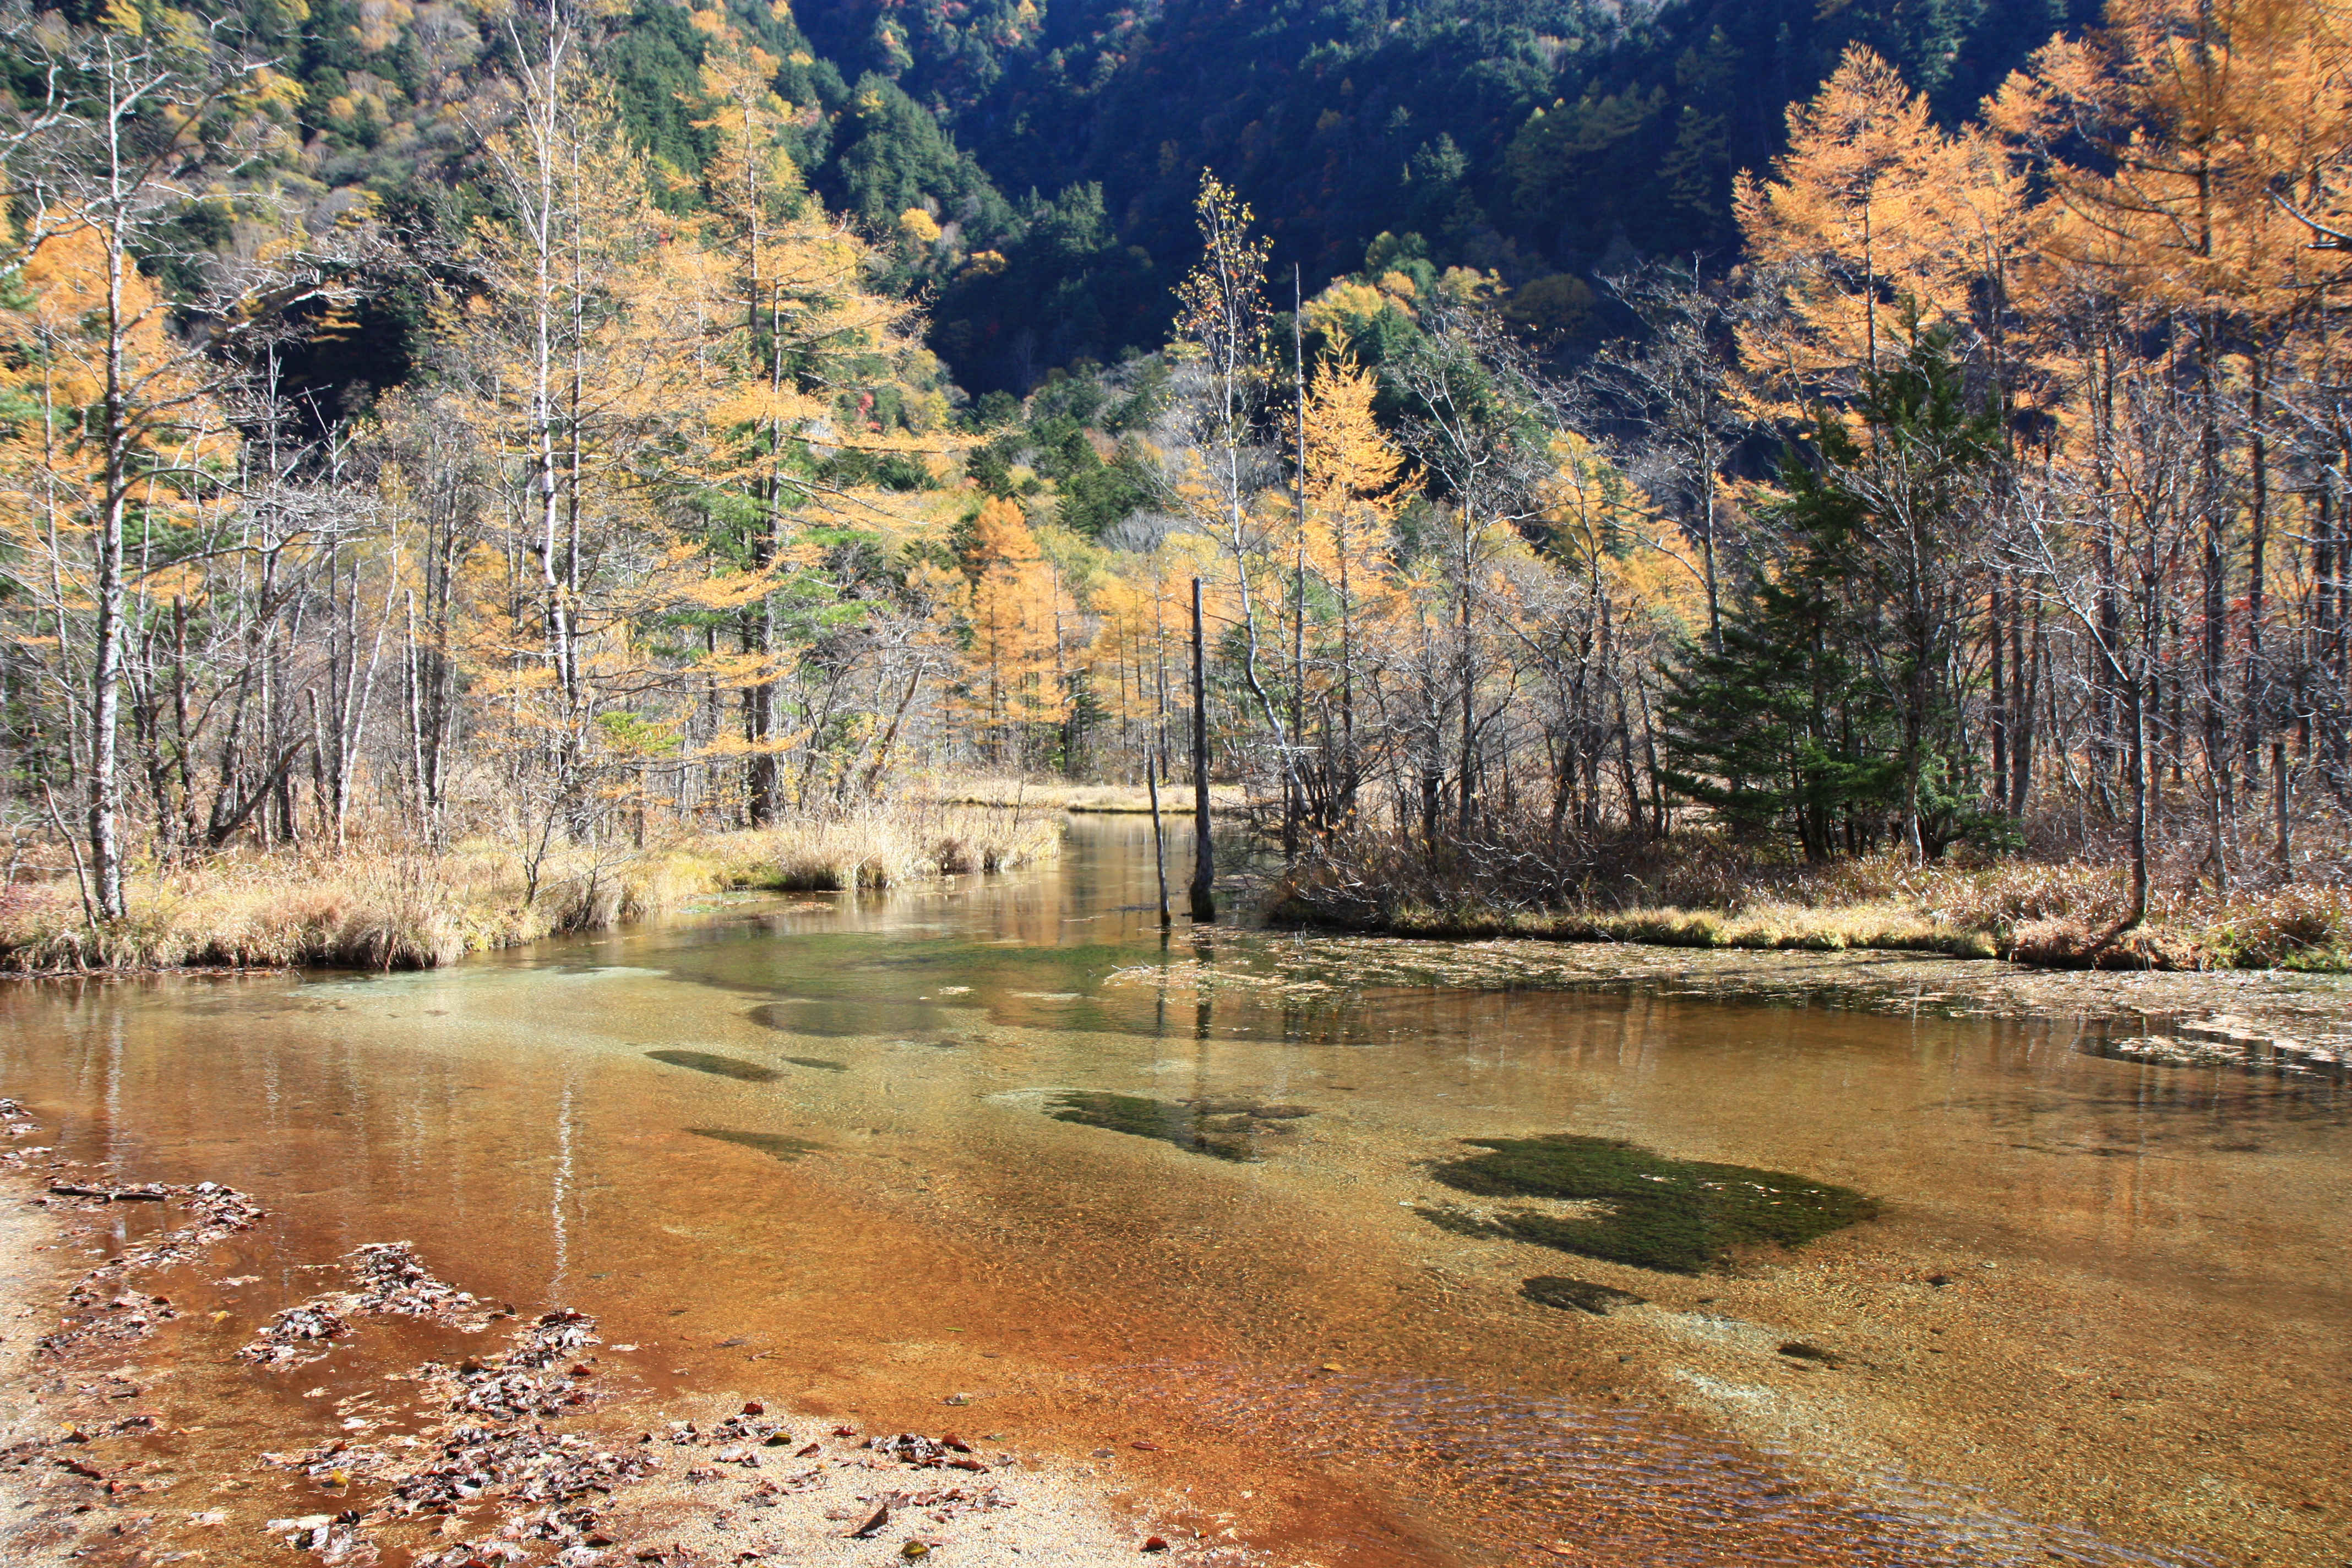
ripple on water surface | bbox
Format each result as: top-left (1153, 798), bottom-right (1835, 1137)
top-left (1114, 1359), bottom-right (2215, 1567)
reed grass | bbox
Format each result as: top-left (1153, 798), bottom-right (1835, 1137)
top-left (0, 803), bottom-right (1064, 976)
top-left (706, 801), bottom-right (1064, 891)
top-left (1272, 823), bottom-right (2352, 971)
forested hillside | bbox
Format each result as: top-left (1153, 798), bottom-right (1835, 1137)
top-left (35, 0), bottom-right (2106, 403)
top-left (798, 0), bottom-right (2106, 384)
top-left (1, 0), bottom-right (2348, 974)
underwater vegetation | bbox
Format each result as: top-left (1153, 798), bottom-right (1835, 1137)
top-left (687, 1129), bottom-right (826, 1162)
top-left (1520, 1276), bottom-right (1646, 1315)
top-left (1425, 1134), bottom-right (1877, 1274)
top-left (1046, 1092), bottom-right (1311, 1162)
top-left (645, 1048), bottom-right (783, 1082)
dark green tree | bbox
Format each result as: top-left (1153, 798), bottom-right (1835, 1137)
top-left (1663, 322), bottom-right (2003, 860)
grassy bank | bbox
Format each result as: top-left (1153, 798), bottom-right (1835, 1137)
top-left (0, 803), bottom-right (1061, 976)
top-left (1270, 830), bottom-right (2352, 972)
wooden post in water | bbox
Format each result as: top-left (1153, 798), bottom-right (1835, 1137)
top-left (1146, 751), bottom-right (1170, 929)
top-left (1189, 577), bottom-right (1217, 922)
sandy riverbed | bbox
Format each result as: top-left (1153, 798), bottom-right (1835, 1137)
top-left (0, 930), bottom-right (2344, 1568)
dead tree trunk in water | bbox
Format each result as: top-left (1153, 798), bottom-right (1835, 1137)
top-left (1147, 751), bottom-right (1170, 929)
top-left (1189, 577), bottom-right (1216, 923)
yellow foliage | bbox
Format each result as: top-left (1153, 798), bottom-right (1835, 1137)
top-left (1304, 279), bottom-right (1391, 342)
top-left (952, 499), bottom-right (1070, 758)
top-left (1734, 45), bottom-right (2021, 407)
top-left (1992, 0), bottom-right (2345, 324)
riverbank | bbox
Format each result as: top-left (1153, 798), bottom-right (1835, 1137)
top-left (1270, 830), bottom-right (2352, 973)
top-left (0, 805), bottom-right (1061, 977)
top-left (928, 776), bottom-right (1248, 815)
top-left (1124, 934), bottom-right (2352, 1075)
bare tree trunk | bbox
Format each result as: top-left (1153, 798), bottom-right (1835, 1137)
top-left (1189, 578), bottom-right (1215, 923)
top-left (1287, 269), bottom-right (1307, 859)
top-left (2127, 656), bottom-right (2149, 928)
top-left (1147, 751), bottom-right (1170, 929)
top-left (89, 192), bottom-right (133, 921)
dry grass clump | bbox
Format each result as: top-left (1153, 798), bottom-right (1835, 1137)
top-left (0, 802), bottom-right (1066, 976)
top-left (1273, 815), bottom-right (2351, 970)
top-left (1375, 899), bottom-right (1996, 958)
top-left (707, 802), bottom-right (1063, 891)
top-left (2001, 881), bottom-right (2352, 971)
top-left (0, 842), bottom-right (732, 976)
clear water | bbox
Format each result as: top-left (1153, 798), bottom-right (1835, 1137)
top-left (3, 819), bottom-right (2345, 1566)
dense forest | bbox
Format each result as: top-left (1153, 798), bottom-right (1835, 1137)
top-left (8, 0), bottom-right (2112, 405)
top-left (1, 0), bottom-right (2348, 970)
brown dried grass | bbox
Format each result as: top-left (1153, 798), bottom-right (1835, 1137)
top-left (1272, 819), bottom-right (2352, 971)
top-left (0, 803), bottom-right (1066, 976)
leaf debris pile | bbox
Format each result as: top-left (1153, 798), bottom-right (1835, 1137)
top-left (39, 1179), bottom-right (264, 1359)
top-left (244, 1242), bottom-right (495, 1368)
top-left (436, 1310), bottom-right (604, 1421)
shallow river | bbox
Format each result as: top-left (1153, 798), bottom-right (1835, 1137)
top-left (2, 819), bottom-right (2346, 1567)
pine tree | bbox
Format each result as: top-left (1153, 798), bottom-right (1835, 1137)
top-left (1663, 322), bottom-right (2003, 859)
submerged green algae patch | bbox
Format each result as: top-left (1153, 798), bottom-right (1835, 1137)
top-left (646, 1048), bottom-right (782, 1082)
top-left (1427, 1134), bottom-right (1876, 1274)
top-left (1521, 1276), bottom-right (1646, 1315)
top-left (1046, 1092), bottom-right (1310, 1162)
top-left (688, 1128), bottom-right (826, 1161)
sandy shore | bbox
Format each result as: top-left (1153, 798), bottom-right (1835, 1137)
top-left (0, 1101), bottom-right (1199, 1568)
top-left (0, 1113), bottom-right (77, 1568)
